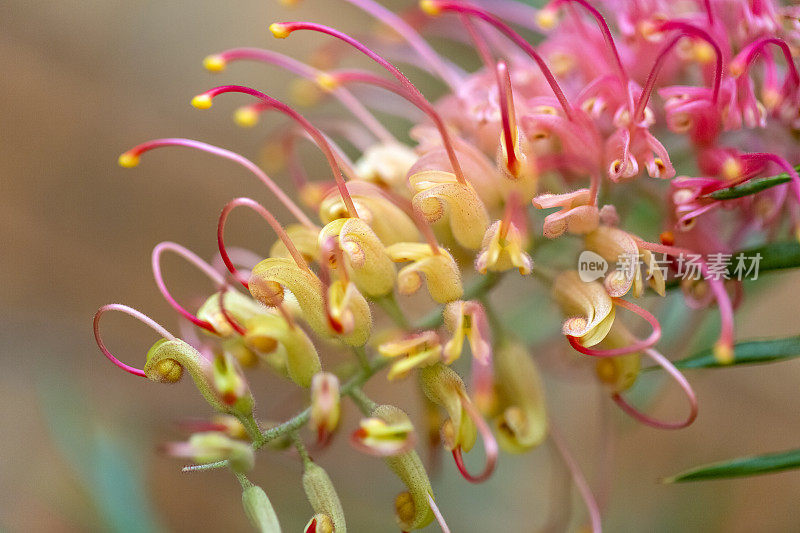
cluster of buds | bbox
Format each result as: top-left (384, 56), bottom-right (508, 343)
top-left (95, 0), bottom-right (800, 530)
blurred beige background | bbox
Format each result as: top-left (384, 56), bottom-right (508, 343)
top-left (2, 1), bottom-right (800, 532)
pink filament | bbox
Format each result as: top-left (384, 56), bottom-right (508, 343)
top-left (636, 21), bottom-right (723, 121)
top-left (214, 48), bottom-right (395, 144)
top-left (218, 287), bottom-right (248, 336)
top-left (735, 37), bottom-right (800, 88)
top-left (93, 304), bottom-right (176, 377)
top-left (217, 197), bottom-right (311, 289)
top-left (198, 85), bottom-right (359, 218)
top-left (426, 492), bottom-right (452, 533)
top-left (152, 242), bottom-right (225, 333)
top-left (125, 138), bottom-right (315, 229)
top-left (548, 424), bottom-right (602, 533)
top-left (430, 1), bottom-right (574, 120)
top-left (340, 0), bottom-right (462, 90)
top-left (550, 0), bottom-right (628, 87)
top-left (451, 391), bottom-right (499, 483)
top-left (612, 348), bottom-right (698, 430)
top-left (567, 298), bottom-right (662, 357)
top-left (276, 22), bottom-right (468, 186)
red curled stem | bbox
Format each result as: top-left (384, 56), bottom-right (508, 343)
top-left (612, 347), bottom-right (698, 430)
top-left (197, 85), bottom-right (359, 219)
top-left (93, 304), bottom-right (176, 377)
top-left (218, 197), bottom-right (311, 289)
top-left (152, 241), bottom-right (225, 333)
top-left (451, 391), bottom-right (498, 483)
top-left (567, 298), bottom-right (662, 357)
top-left (217, 287), bottom-right (248, 336)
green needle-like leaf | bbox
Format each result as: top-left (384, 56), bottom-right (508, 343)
top-left (706, 164), bottom-right (799, 200)
top-left (665, 449), bottom-right (800, 482)
top-left (673, 335), bottom-right (800, 369)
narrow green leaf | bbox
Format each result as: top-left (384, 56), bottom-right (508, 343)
top-left (673, 335), bottom-right (800, 369)
top-left (706, 163), bottom-right (799, 200)
top-left (664, 241), bottom-right (800, 290)
top-left (665, 448), bottom-right (800, 482)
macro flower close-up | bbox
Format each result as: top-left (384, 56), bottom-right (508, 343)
top-left (4, 0), bottom-right (800, 531)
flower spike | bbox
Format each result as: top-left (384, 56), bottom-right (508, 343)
top-left (151, 242), bottom-right (226, 334)
top-left (217, 197), bottom-right (311, 288)
top-left (193, 85), bottom-right (359, 218)
top-left (93, 303), bottom-right (174, 377)
top-left (269, 21), bottom-right (468, 186)
top-left (119, 138), bottom-right (316, 229)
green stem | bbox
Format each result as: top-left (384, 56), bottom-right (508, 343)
top-left (237, 413), bottom-right (266, 448)
top-left (375, 292), bottom-right (411, 329)
top-left (234, 471), bottom-right (253, 489)
top-left (347, 386), bottom-right (378, 414)
top-left (184, 350), bottom-right (392, 472)
top-left (353, 345), bottom-right (370, 372)
top-left (292, 431), bottom-right (312, 467)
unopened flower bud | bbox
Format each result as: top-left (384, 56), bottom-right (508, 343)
top-left (144, 338), bottom-right (229, 413)
top-left (372, 405), bottom-right (434, 531)
top-left (212, 353), bottom-right (254, 416)
top-left (553, 271), bottom-right (615, 347)
top-left (319, 218), bottom-right (396, 298)
top-left (493, 342), bottom-right (548, 453)
top-left (419, 363), bottom-right (477, 452)
top-left (319, 182), bottom-right (421, 245)
top-left (165, 432), bottom-right (255, 473)
top-left (311, 372), bottom-right (341, 442)
top-left (354, 142), bottom-right (418, 192)
top-left (305, 514), bottom-right (334, 533)
top-left (302, 461), bottom-right (347, 533)
top-left (242, 484), bottom-right (282, 532)
top-left (351, 413), bottom-right (416, 456)
top-left (243, 313), bottom-right (321, 388)
top-left (593, 324), bottom-right (641, 392)
top-left (409, 170), bottom-right (490, 250)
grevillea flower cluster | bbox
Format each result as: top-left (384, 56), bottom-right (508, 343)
top-left (95, 0), bottom-right (800, 530)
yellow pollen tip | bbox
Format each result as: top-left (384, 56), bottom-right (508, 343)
top-left (233, 107), bottom-right (259, 127)
top-left (419, 0), bottom-right (441, 16)
top-left (536, 8), bottom-right (558, 30)
top-left (118, 152), bottom-right (140, 168)
top-left (315, 72), bottom-right (339, 92)
top-left (203, 54), bottom-right (226, 72)
top-left (278, 0), bottom-right (301, 6)
top-left (721, 158), bottom-right (742, 181)
top-left (269, 23), bottom-right (291, 39)
top-left (692, 41), bottom-right (715, 64)
top-left (729, 61), bottom-right (744, 78)
top-left (191, 94), bottom-right (213, 109)
top-left (712, 342), bottom-right (734, 365)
